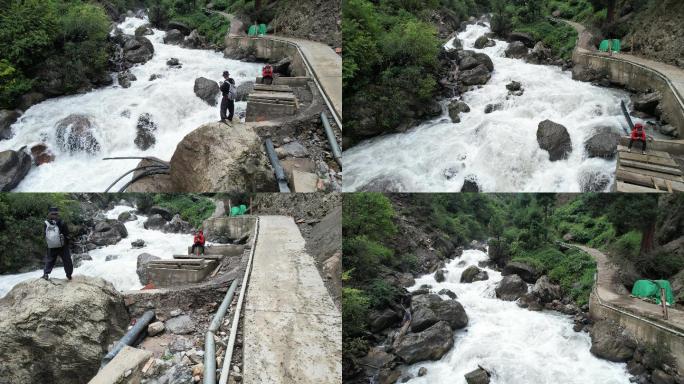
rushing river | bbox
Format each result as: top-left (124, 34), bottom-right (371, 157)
top-left (402, 249), bottom-right (631, 384)
top-left (0, 16), bottom-right (261, 192)
top-left (343, 23), bottom-right (632, 192)
top-left (0, 205), bottom-right (193, 298)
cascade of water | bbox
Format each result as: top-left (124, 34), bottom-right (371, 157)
top-left (0, 16), bottom-right (262, 192)
top-left (343, 23), bottom-right (631, 192)
top-left (401, 249), bottom-right (631, 383)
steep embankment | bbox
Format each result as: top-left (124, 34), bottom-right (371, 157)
top-left (268, 0), bottom-right (341, 47)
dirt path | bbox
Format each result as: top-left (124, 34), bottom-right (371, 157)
top-left (575, 245), bottom-right (684, 331)
top-left (242, 215), bottom-right (341, 383)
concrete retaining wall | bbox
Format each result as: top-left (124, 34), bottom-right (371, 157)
top-left (203, 216), bottom-right (256, 242)
top-left (573, 51), bottom-right (684, 138)
top-left (224, 36), bottom-right (307, 77)
top-left (589, 290), bottom-right (684, 372)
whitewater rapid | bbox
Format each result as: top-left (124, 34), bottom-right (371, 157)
top-left (343, 23), bottom-right (632, 192)
top-left (0, 205), bottom-right (193, 298)
top-left (402, 249), bottom-right (630, 384)
top-left (0, 16), bottom-right (261, 192)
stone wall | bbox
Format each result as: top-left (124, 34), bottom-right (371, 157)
top-left (224, 36), bottom-right (308, 77)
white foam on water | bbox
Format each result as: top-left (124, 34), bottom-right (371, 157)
top-left (343, 23), bottom-right (631, 192)
top-left (0, 205), bottom-right (194, 297)
top-left (0, 16), bottom-right (262, 192)
top-left (401, 249), bottom-right (631, 384)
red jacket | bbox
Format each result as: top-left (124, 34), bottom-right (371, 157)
top-left (631, 126), bottom-right (646, 141)
top-left (262, 65), bottom-right (273, 78)
top-left (194, 232), bottom-right (205, 245)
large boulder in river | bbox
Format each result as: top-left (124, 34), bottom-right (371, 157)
top-left (531, 275), bottom-right (562, 304)
top-left (631, 91), bottom-right (661, 116)
top-left (448, 100), bottom-right (470, 122)
top-left (163, 29), bottom-right (184, 45)
top-left (55, 114), bottom-right (101, 154)
top-left (182, 30), bottom-right (205, 49)
top-left (137, 252), bottom-right (161, 285)
top-left (123, 36), bottom-right (154, 65)
top-left (236, 81), bottom-right (255, 102)
top-left (0, 276), bottom-right (129, 384)
top-left (460, 265), bottom-right (489, 283)
top-left (495, 274), bottom-right (527, 301)
top-left (584, 128), bottom-right (620, 159)
top-left (410, 293), bottom-right (468, 332)
top-left (0, 149), bottom-right (31, 191)
top-left (163, 214), bottom-right (192, 234)
top-left (144, 214), bottom-right (167, 230)
top-left (90, 219), bottom-right (128, 246)
top-left (589, 320), bottom-right (636, 362)
top-left (193, 77), bottom-right (220, 106)
top-left (502, 261), bottom-right (538, 283)
top-left (460, 64), bottom-right (492, 86)
top-left (508, 32), bottom-right (535, 48)
top-left (394, 321), bottom-right (454, 364)
top-left (169, 122), bottom-right (277, 192)
top-left (117, 70), bottom-right (137, 88)
top-left (465, 367), bottom-right (491, 384)
top-left (537, 119), bottom-right (572, 161)
top-left (0, 110), bottom-right (20, 140)
top-left (474, 35), bottom-right (495, 49)
top-left (459, 52), bottom-right (494, 72)
top-left (167, 21), bottom-right (191, 35)
top-left (505, 41), bottom-right (529, 59)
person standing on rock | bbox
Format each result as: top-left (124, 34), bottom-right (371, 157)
top-left (191, 229), bottom-right (205, 256)
top-left (220, 71), bottom-right (236, 123)
top-left (42, 207), bottom-right (73, 281)
top-left (628, 122), bottom-right (649, 155)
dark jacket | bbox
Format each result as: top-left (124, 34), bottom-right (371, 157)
top-left (45, 218), bottom-right (70, 246)
top-left (220, 79), bottom-right (234, 97)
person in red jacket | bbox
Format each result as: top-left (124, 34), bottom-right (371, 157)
top-left (628, 122), bottom-right (648, 155)
top-left (262, 64), bottom-right (273, 85)
top-left (191, 229), bottom-right (205, 256)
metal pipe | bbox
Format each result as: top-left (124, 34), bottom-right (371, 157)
top-left (204, 332), bottom-right (216, 384)
top-left (209, 280), bottom-right (239, 333)
top-left (104, 165), bottom-right (168, 192)
top-left (103, 156), bottom-right (170, 167)
top-left (264, 138), bottom-right (291, 192)
top-left (117, 170), bottom-right (170, 193)
top-left (321, 112), bottom-right (342, 167)
top-left (101, 310), bottom-right (155, 367)
top-left (219, 218), bottom-right (260, 384)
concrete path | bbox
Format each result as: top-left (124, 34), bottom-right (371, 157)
top-left (262, 35), bottom-right (342, 126)
top-left (560, 19), bottom-right (684, 111)
top-left (575, 245), bottom-right (684, 331)
top-left (243, 216), bottom-right (341, 384)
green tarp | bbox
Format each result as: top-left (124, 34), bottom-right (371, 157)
top-left (631, 279), bottom-right (674, 305)
top-left (599, 39), bottom-right (610, 52)
top-left (612, 39), bottom-right (621, 53)
top-left (248, 25), bottom-right (258, 36)
top-left (230, 205), bottom-right (248, 217)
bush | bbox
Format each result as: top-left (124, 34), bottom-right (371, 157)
top-left (342, 288), bottom-right (369, 338)
top-left (611, 230), bottom-right (642, 261)
top-left (342, 235), bottom-right (393, 281)
top-left (0, 60), bottom-right (33, 109)
top-left (367, 279), bottom-right (401, 308)
top-left (152, 194), bottom-right (216, 228)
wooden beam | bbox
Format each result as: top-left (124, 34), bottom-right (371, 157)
top-left (616, 170), bottom-right (684, 192)
top-left (618, 159), bottom-right (682, 176)
top-left (617, 165), bottom-right (684, 183)
top-left (616, 181), bottom-right (666, 193)
top-left (618, 151), bottom-right (678, 167)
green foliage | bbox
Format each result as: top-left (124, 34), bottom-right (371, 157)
top-left (151, 194), bottom-right (216, 228)
top-left (0, 194), bottom-right (81, 274)
top-left (343, 193), bottom-right (396, 241)
top-left (0, 60), bottom-right (33, 108)
top-left (342, 287), bottom-right (369, 338)
top-left (342, 235), bottom-right (393, 281)
top-left (490, 0), bottom-right (513, 36)
top-left (611, 230), bottom-right (642, 260)
top-left (367, 279), bottom-right (401, 308)
top-left (512, 20), bottom-right (577, 59)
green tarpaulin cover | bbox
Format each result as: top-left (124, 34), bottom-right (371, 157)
top-left (631, 279), bottom-right (674, 305)
top-left (230, 205), bottom-right (248, 217)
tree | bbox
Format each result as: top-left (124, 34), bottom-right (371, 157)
top-left (589, 0), bottom-right (617, 23)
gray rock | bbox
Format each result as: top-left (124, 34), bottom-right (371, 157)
top-left (411, 294), bottom-right (468, 331)
top-left (460, 64), bottom-right (492, 85)
top-left (658, 124), bottom-right (678, 138)
top-left (465, 367), bottom-right (491, 384)
top-left (166, 57), bottom-right (182, 67)
top-left (55, 114), bottom-right (101, 154)
top-left (368, 308), bottom-right (401, 333)
top-left (461, 177), bottom-right (480, 192)
top-left (134, 113), bottom-right (157, 150)
top-left (418, 367), bottom-right (428, 376)
top-left (448, 100), bottom-right (470, 122)
top-left (474, 35), bottom-right (495, 49)
top-left (236, 81), bottom-right (255, 102)
top-left (148, 321), bottom-right (165, 337)
top-left (532, 275), bottom-right (562, 303)
top-left (0, 276), bottom-right (129, 383)
top-left (506, 81), bottom-right (522, 91)
top-left (509, 32), bottom-right (535, 47)
top-left (123, 36), bottom-right (154, 65)
top-left (193, 77), bottom-right (220, 106)
top-left (163, 214), bottom-right (192, 234)
top-left (631, 91), bottom-right (661, 116)
top-left (0, 149), bottom-right (32, 191)
top-left (167, 21), bottom-right (191, 35)
top-left (89, 219), bottom-right (128, 246)
top-left (117, 70), bottom-right (137, 88)
top-left (169, 309), bottom-right (183, 318)
top-left (585, 128), bottom-right (620, 159)
top-left (163, 29), bottom-right (184, 45)
top-left (0, 110), bottom-right (20, 140)
top-left (105, 255), bottom-right (119, 261)
top-left (394, 321), bottom-right (454, 364)
top-left (144, 214), bottom-right (167, 230)
top-left (166, 314), bottom-right (194, 334)
top-left (169, 336), bottom-right (193, 352)
top-left (438, 288), bottom-right (457, 299)
top-left (136, 252), bottom-right (161, 285)
top-left (484, 103), bottom-right (502, 114)
top-left (275, 141), bottom-right (309, 159)
top-left (589, 320), bottom-right (636, 362)
top-left (495, 274), bottom-right (527, 301)
top-left (537, 119), bottom-right (572, 161)
top-left (72, 253), bottom-right (92, 268)
top-left (652, 369), bottom-right (675, 384)
top-left (150, 206), bottom-right (174, 221)
top-left (135, 24), bottom-right (153, 37)
top-left (461, 265), bottom-right (489, 283)
top-left (131, 239), bottom-right (145, 248)
top-left (18, 92), bottom-right (46, 111)
top-left (502, 261), bottom-right (539, 283)
top-left (434, 269), bottom-right (447, 282)
top-left (505, 41), bottom-right (529, 59)
top-left (182, 30), bottom-right (205, 49)
top-left (118, 211), bottom-right (136, 222)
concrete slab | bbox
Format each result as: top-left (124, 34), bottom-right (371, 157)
top-left (292, 170), bottom-right (319, 192)
top-left (244, 216), bottom-right (341, 384)
top-left (89, 346), bottom-right (152, 384)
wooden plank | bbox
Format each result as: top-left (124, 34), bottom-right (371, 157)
top-left (616, 169), bottom-right (684, 192)
top-left (616, 181), bottom-right (666, 193)
top-left (248, 92), bottom-right (296, 100)
top-left (173, 254), bottom-right (223, 260)
top-left (618, 151), bottom-right (678, 167)
top-left (617, 165), bottom-right (684, 183)
top-left (254, 84), bottom-right (292, 92)
top-left (618, 159), bottom-right (682, 176)
top-left (617, 145), bottom-right (672, 159)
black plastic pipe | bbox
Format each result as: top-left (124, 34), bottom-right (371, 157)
top-left (264, 138), bottom-right (291, 193)
top-left (101, 310), bottom-right (155, 367)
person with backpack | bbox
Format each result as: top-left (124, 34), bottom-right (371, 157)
top-left (628, 122), bottom-right (649, 155)
top-left (220, 71), bottom-right (237, 123)
top-left (42, 207), bottom-right (73, 281)
top-left (191, 229), bottom-right (206, 256)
